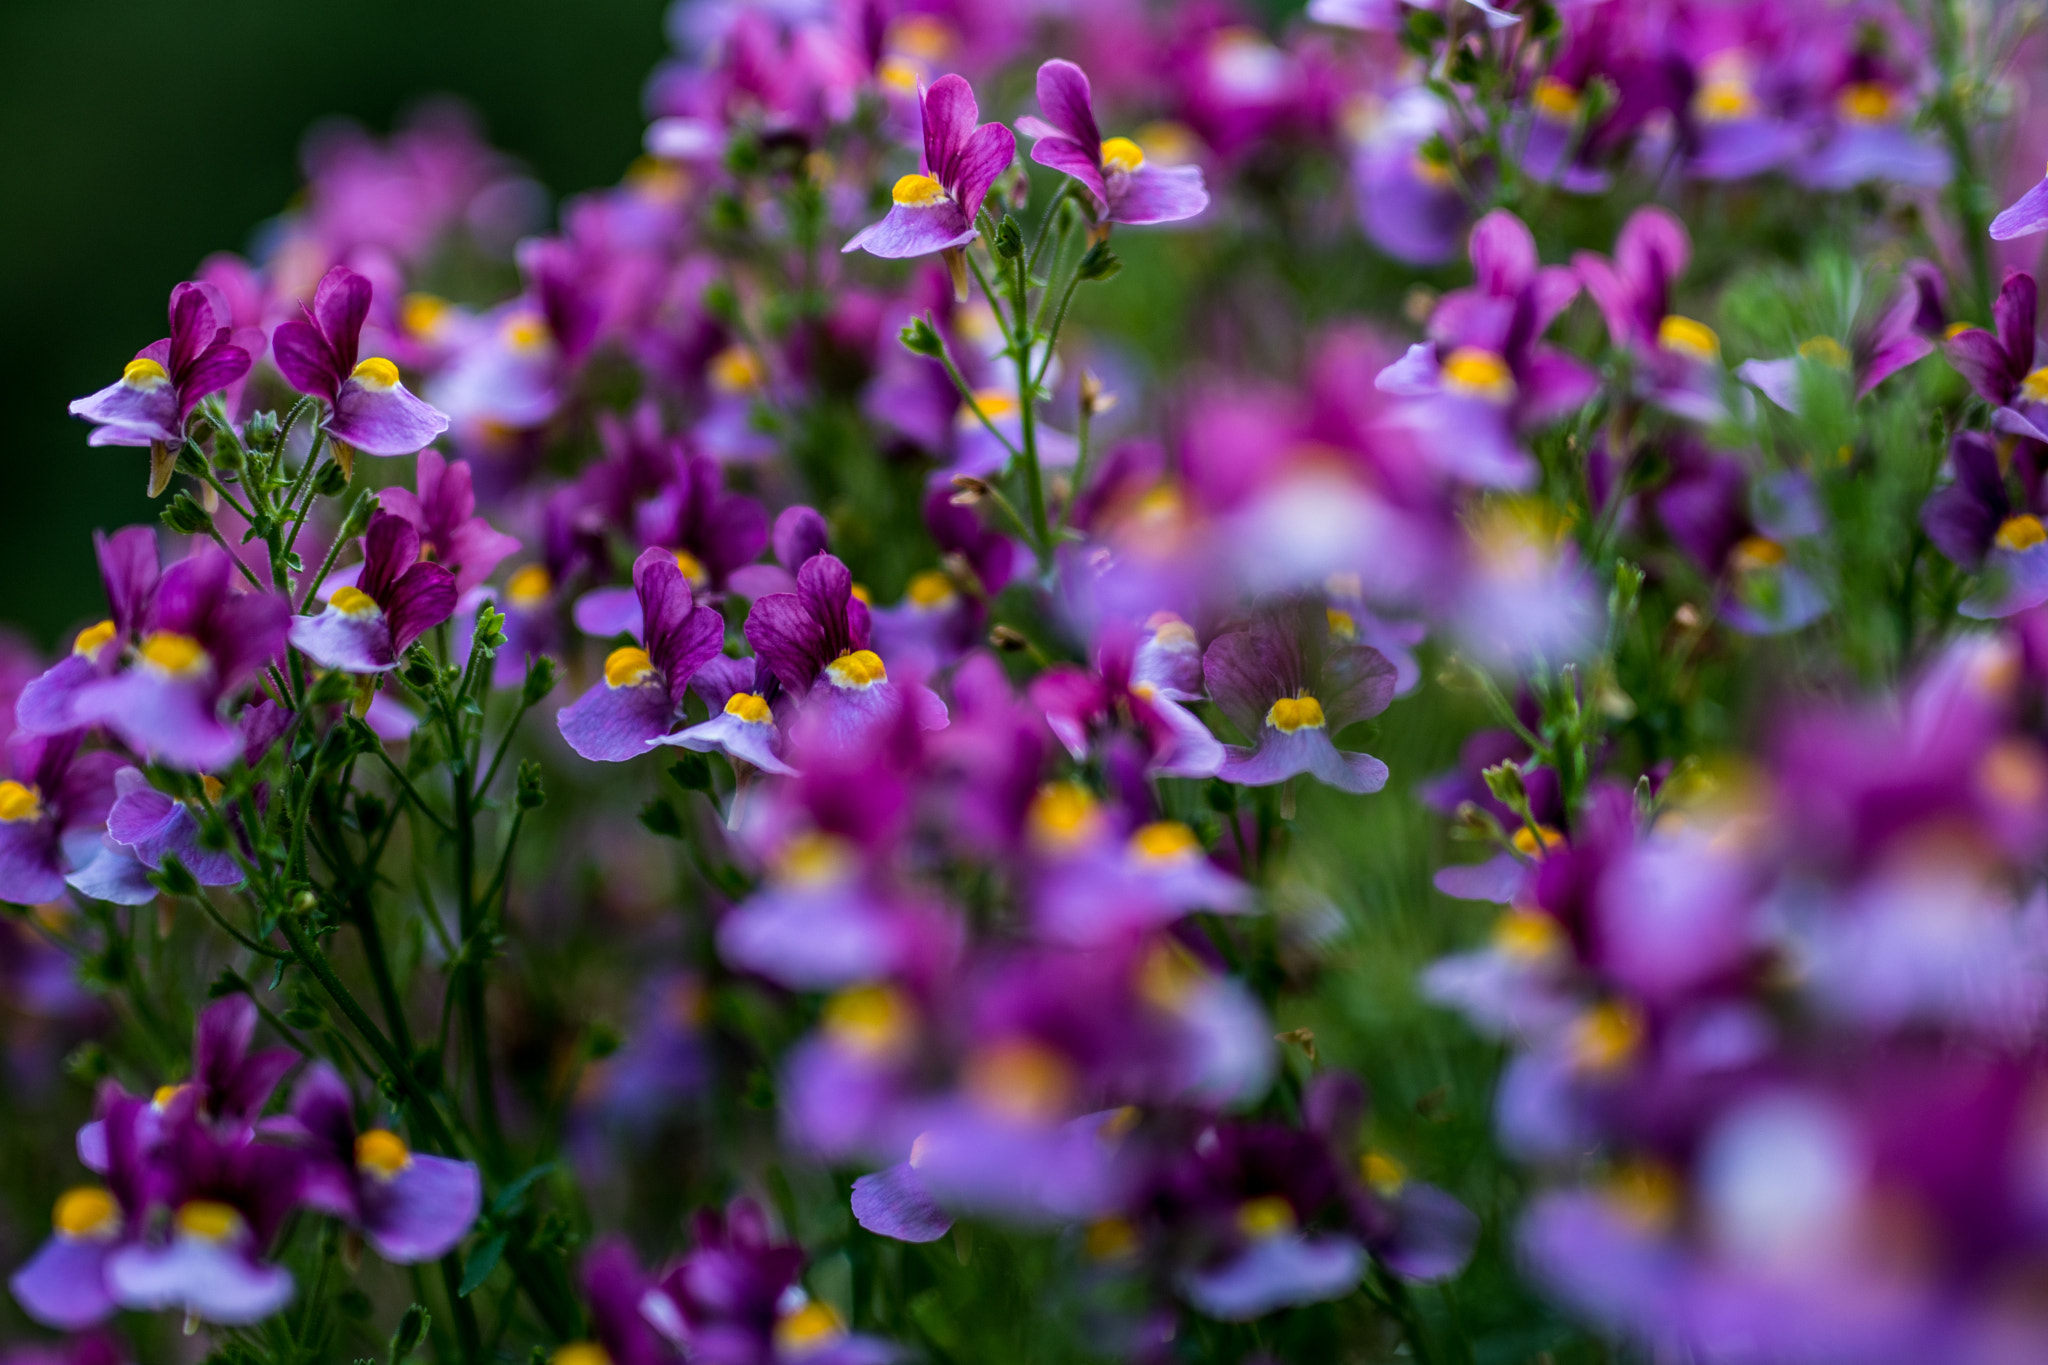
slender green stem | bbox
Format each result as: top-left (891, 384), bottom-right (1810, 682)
top-left (1025, 179), bottom-right (1074, 277)
top-left (370, 744), bottom-right (457, 836)
top-left (203, 525), bottom-right (267, 590)
top-left (298, 504), bottom-right (360, 613)
top-left (931, 339), bottom-right (1024, 464)
top-left (186, 893), bottom-right (292, 959)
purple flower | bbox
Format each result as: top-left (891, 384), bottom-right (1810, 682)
top-left (1019, 61), bottom-right (1209, 230)
top-left (557, 547), bottom-right (726, 761)
top-left (574, 453), bottom-right (770, 638)
top-left (1740, 262), bottom-right (1946, 412)
top-left (0, 734), bottom-right (121, 907)
top-left (272, 266), bottom-right (450, 465)
top-left (1201, 601), bottom-right (1395, 793)
top-left (743, 553), bottom-right (947, 749)
top-left (1991, 161), bottom-right (2048, 241)
top-left (104, 766), bottom-right (244, 890)
top-left (16, 527), bottom-right (160, 738)
top-left (655, 654), bottom-right (797, 777)
top-left (1350, 88), bottom-right (1469, 266)
top-left (1920, 432), bottom-right (2048, 618)
top-left (9, 1093), bottom-right (154, 1330)
top-left (1029, 625), bottom-right (1222, 781)
top-left (1793, 79), bottom-right (1950, 191)
top-left (188, 995), bottom-right (299, 1135)
top-left (291, 512), bottom-right (459, 674)
top-left (565, 1240), bottom-right (677, 1365)
top-left (843, 75), bottom-right (1015, 259)
top-left (1574, 207), bottom-right (1690, 357)
top-left (69, 282), bottom-right (254, 496)
top-left (70, 544), bottom-right (290, 772)
top-left (280, 1063), bottom-right (480, 1264)
top-left (375, 449), bottom-right (521, 595)
top-left (1945, 270), bottom-right (2048, 444)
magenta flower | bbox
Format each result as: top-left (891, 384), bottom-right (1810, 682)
top-left (9, 1092), bottom-right (154, 1330)
top-left (1029, 623), bottom-right (1222, 780)
top-left (291, 512), bottom-right (458, 675)
top-left (573, 452), bottom-right (770, 638)
top-left (70, 544), bottom-right (289, 772)
top-left (1573, 207), bottom-right (1690, 357)
top-left (654, 654), bottom-right (797, 777)
top-left (69, 283), bottom-right (254, 496)
top-left (1992, 164), bottom-right (2048, 241)
top-left (1945, 270), bottom-right (2048, 443)
top-left (0, 734), bottom-right (120, 908)
top-left (375, 450), bottom-right (520, 595)
top-left (1202, 601), bottom-right (1396, 793)
top-left (104, 766), bottom-right (245, 890)
top-left (281, 1063), bottom-right (480, 1264)
top-left (556, 547), bottom-right (726, 762)
top-left (1019, 61), bottom-right (1209, 230)
top-left (272, 266), bottom-right (450, 465)
top-left (843, 75), bottom-right (1015, 259)
top-left (1739, 262), bottom-right (1946, 412)
top-left (1921, 432), bottom-right (2048, 618)
top-left (15, 527), bottom-right (160, 738)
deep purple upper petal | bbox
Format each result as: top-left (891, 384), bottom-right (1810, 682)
top-left (1034, 60), bottom-right (1101, 155)
top-left (1031, 137), bottom-right (1110, 213)
top-left (271, 317), bottom-right (343, 401)
top-left (383, 563), bottom-right (458, 655)
top-left (311, 266), bottom-right (372, 371)
top-left (1467, 210), bottom-right (1537, 297)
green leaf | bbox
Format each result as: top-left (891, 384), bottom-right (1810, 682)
top-left (490, 1161), bottom-right (556, 1217)
top-left (458, 1233), bottom-right (505, 1297)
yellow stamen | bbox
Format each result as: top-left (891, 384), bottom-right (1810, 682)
top-left (351, 357), bottom-right (401, 389)
top-left (549, 1345), bottom-right (613, 1365)
top-left (1694, 78), bottom-right (1757, 123)
top-left (777, 832), bottom-right (855, 887)
top-left (709, 345), bottom-right (765, 395)
top-left (774, 1302), bottom-right (847, 1358)
top-left (1362, 1151), bottom-right (1407, 1195)
top-left (673, 548), bottom-right (709, 588)
top-left (876, 58), bottom-right (921, 93)
top-left (355, 1129), bottom-right (413, 1180)
top-left (724, 692), bottom-right (773, 724)
top-left (1492, 909), bottom-right (1564, 961)
top-left (503, 313), bottom-right (549, 352)
top-left (73, 619), bottom-right (117, 658)
top-left (1235, 1196), bottom-right (1296, 1241)
top-left (604, 646), bottom-right (657, 688)
top-left (1326, 606), bottom-right (1357, 640)
top-left (891, 173), bottom-right (948, 208)
top-left (965, 1039), bottom-right (1074, 1124)
top-left (1532, 78), bottom-right (1582, 121)
top-left (1511, 824), bottom-right (1565, 858)
top-left (959, 388), bottom-right (1018, 428)
top-left (122, 357), bottom-right (169, 387)
top-left (330, 584), bottom-right (379, 616)
top-left (823, 983), bottom-right (914, 1058)
top-left (1797, 335), bottom-right (1851, 368)
top-left (1570, 1001), bottom-right (1642, 1075)
top-left (139, 631), bottom-right (207, 677)
top-left (825, 649), bottom-right (887, 689)
top-left (505, 564), bottom-right (552, 607)
top-left (1029, 781), bottom-right (1101, 850)
top-left (1658, 315), bottom-right (1721, 362)
top-left (1137, 940), bottom-right (1205, 1010)
top-left (1440, 347), bottom-right (1516, 403)
top-left (200, 774), bottom-right (225, 803)
top-left (1999, 515), bottom-right (2048, 553)
top-left (1411, 151), bottom-right (1457, 187)
top-left (1085, 1217), bottom-right (1139, 1261)
top-left (1146, 612), bottom-right (1197, 649)
top-left (1945, 321), bottom-right (1979, 341)
top-left (1100, 136), bottom-right (1145, 173)
top-left (888, 13), bottom-right (953, 59)
top-left (0, 780), bottom-right (42, 824)
top-left (402, 293), bottom-right (452, 339)
top-left (1837, 82), bottom-right (1896, 124)
top-left (1729, 536), bottom-right (1787, 572)
top-left (906, 569), bottom-right (955, 609)
top-left (175, 1199), bottom-right (243, 1243)
top-left (1603, 1160), bottom-right (1681, 1232)
top-left (53, 1187), bottom-right (120, 1240)
top-left (2020, 366), bottom-right (2048, 403)
top-left (1130, 820), bottom-right (1200, 862)
top-left (152, 1083), bottom-right (187, 1109)
top-left (1265, 695), bottom-right (1326, 733)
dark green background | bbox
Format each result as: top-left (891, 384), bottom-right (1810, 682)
top-left (0, 0), bottom-right (669, 649)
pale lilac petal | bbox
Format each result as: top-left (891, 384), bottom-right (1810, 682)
top-left (652, 710), bottom-right (798, 775)
top-left (842, 203), bottom-right (977, 259)
top-left (851, 1162), bottom-right (953, 1243)
top-left (1991, 178), bottom-right (2048, 241)
top-left (73, 671), bottom-right (238, 772)
top-left (15, 655), bottom-right (104, 735)
top-left (107, 1240), bottom-right (293, 1325)
top-left (70, 375), bottom-right (180, 445)
top-left (291, 608), bottom-right (399, 673)
top-left (1961, 543), bottom-right (2048, 619)
top-left (1736, 356), bottom-right (1804, 413)
top-left (555, 680), bottom-right (677, 762)
top-left (106, 771), bottom-right (241, 886)
top-left (362, 1155), bottom-right (482, 1264)
top-left (0, 817), bottom-right (64, 905)
top-left (1433, 853), bottom-right (1525, 903)
top-left (9, 1235), bottom-right (116, 1330)
top-left (574, 586), bottom-right (644, 640)
top-left (1180, 1234), bottom-right (1364, 1320)
top-left (1379, 1182), bottom-right (1479, 1282)
top-left (328, 378), bottom-right (450, 457)
top-left (717, 889), bottom-right (903, 988)
top-left (66, 838), bottom-right (159, 905)
top-left (1109, 164), bottom-right (1209, 226)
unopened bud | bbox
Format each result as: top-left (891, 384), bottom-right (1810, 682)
top-left (1481, 760), bottom-right (1527, 808)
top-left (339, 491), bottom-right (380, 540)
top-left (989, 624), bottom-right (1030, 652)
top-left (993, 214), bottom-right (1024, 260)
top-left (160, 492), bottom-right (213, 536)
top-left (1078, 370), bottom-right (1117, 417)
top-left (1077, 241), bottom-right (1122, 282)
top-left (949, 474), bottom-right (991, 506)
top-left (515, 760), bottom-right (547, 811)
top-left (521, 655), bottom-right (559, 706)
top-left (899, 316), bottom-right (944, 358)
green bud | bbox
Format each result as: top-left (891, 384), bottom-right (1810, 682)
top-left (1481, 760), bottom-right (1527, 809)
top-left (993, 214), bottom-right (1024, 260)
top-left (340, 491), bottom-right (381, 540)
top-left (1077, 242), bottom-right (1122, 282)
top-left (521, 655), bottom-right (560, 707)
top-left (516, 760), bottom-right (547, 811)
top-left (313, 459), bottom-right (351, 498)
top-left (212, 432), bottom-right (245, 474)
top-left (401, 648), bottom-right (438, 691)
top-left (899, 316), bottom-right (944, 358)
top-left (389, 1304), bottom-right (431, 1364)
top-left (175, 445), bottom-right (210, 479)
top-left (245, 410), bottom-right (281, 452)
top-left (65, 1042), bottom-right (112, 1085)
top-left (160, 492), bottom-right (213, 536)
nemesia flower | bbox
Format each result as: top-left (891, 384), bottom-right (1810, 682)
top-left (1573, 207), bottom-right (1691, 358)
top-left (68, 282), bottom-right (254, 495)
top-left (842, 74), bottom-right (1015, 261)
top-left (1030, 623), bottom-right (1222, 780)
top-left (556, 547), bottom-right (726, 761)
top-left (281, 1063), bottom-right (481, 1263)
top-left (15, 527), bottom-right (159, 737)
top-left (1991, 159), bottom-right (2048, 240)
top-left (560, 1240), bottom-right (677, 1365)
top-left (1307, 0), bottom-right (1522, 30)
top-left (1348, 87), bottom-right (1468, 266)
top-left (1653, 449), bottom-right (1828, 635)
top-left (1793, 72), bottom-right (1949, 190)
top-left (291, 511), bottom-right (459, 674)
top-left (574, 451), bottom-right (769, 638)
top-left (654, 654), bottom-right (797, 777)
top-left (69, 544), bottom-right (290, 772)
top-left (1945, 269), bottom-right (2048, 444)
top-left (272, 265), bottom-right (450, 469)
top-left (374, 449), bottom-right (521, 594)
top-left (1018, 780), bottom-right (1249, 945)
top-left (1920, 432), bottom-right (2048, 618)
top-left (100, 765), bottom-right (245, 891)
top-left (9, 1092), bottom-right (152, 1330)
top-left (1739, 262), bottom-right (1946, 412)
top-left (0, 733), bottom-right (120, 907)
top-left (1019, 61), bottom-right (1210, 231)
top-left (1201, 600), bottom-right (1395, 793)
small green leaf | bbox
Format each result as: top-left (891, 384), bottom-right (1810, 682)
top-left (458, 1233), bottom-right (505, 1296)
top-left (490, 1162), bottom-right (556, 1217)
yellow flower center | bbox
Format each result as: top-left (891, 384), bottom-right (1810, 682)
top-left (1510, 824), bottom-right (1565, 858)
top-left (1440, 347), bottom-right (1517, 403)
top-left (355, 1128), bottom-right (413, 1180)
top-left (153, 1082), bottom-right (189, 1110)
top-left (549, 1345), bottom-right (612, 1365)
top-left (1266, 695), bottom-right (1326, 733)
top-left (1411, 151), bottom-right (1457, 187)
top-left (73, 618), bottom-right (117, 658)
top-left (1029, 780), bottom-right (1101, 850)
top-left (876, 57), bottom-right (921, 93)
top-left (175, 1199), bottom-right (244, 1243)
top-left (1100, 136), bottom-right (1145, 173)
top-left (1729, 536), bottom-right (1787, 573)
top-left (402, 292), bottom-right (452, 339)
top-left (672, 548), bottom-right (710, 588)
top-left (1658, 315), bottom-right (1721, 362)
top-left (777, 832), bottom-right (855, 887)
top-left (888, 13), bottom-right (954, 59)
top-left (1532, 77), bottom-right (1582, 122)
top-left (1570, 1001), bottom-right (1642, 1075)
top-left (122, 357), bottom-right (170, 388)
top-left (351, 356), bottom-right (401, 390)
top-left (604, 646), bottom-right (657, 688)
top-left (1130, 820), bottom-right (1200, 862)
top-left (1978, 739), bottom-right (2048, 807)
top-left (1837, 82), bottom-right (1896, 124)
top-left (1326, 606), bottom-right (1357, 640)
top-left (774, 1302), bottom-right (848, 1358)
top-left (139, 631), bottom-right (207, 677)
top-left (891, 173), bottom-right (948, 208)
top-left (505, 563), bottom-right (552, 607)
top-left (965, 1039), bottom-right (1075, 1124)
top-left (1603, 1160), bottom-right (1682, 1233)
top-left (1694, 77), bottom-right (1757, 123)
top-left (1085, 1217), bottom-right (1139, 1261)
top-left (1136, 940), bottom-right (1206, 1010)
top-left (958, 388), bottom-right (1018, 428)
top-left (825, 649), bottom-right (887, 689)
top-left (53, 1186), bottom-right (120, 1239)
top-left (504, 313), bottom-right (550, 352)
top-left (1146, 612), bottom-right (1197, 649)
top-left (1235, 1196), bottom-right (1296, 1241)
top-left (1997, 515), bottom-right (2048, 553)
top-left (1946, 320), bottom-right (1979, 341)
top-left (0, 780), bottom-right (42, 824)
top-left (1492, 908), bottom-right (1564, 961)
top-left (1361, 1151), bottom-right (1407, 1195)
top-left (330, 584), bottom-right (380, 616)
top-left (2020, 366), bottom-right (2048, 403)
top-left (1797, 335), bottom-right (1851, 369)
top-left (709, 345), bottom-right (765, 395)
top-left (906, 569), bottom-right (956, 609)
top-left (823, 983), bottom-right (915, 1058)
top-left (724, 692), bottom-right (773, 724)
top-left (201, 774), bottom-right (225, 803)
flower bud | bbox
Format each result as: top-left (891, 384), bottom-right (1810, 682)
top-left (244, 410), bottom-right (280, 453)
top-left (1481, 760), bottom-right (1527, 808)
top-left (339, 491), bottom-right (381, 541)
top-left (949, 474), bottom-right (991, 505)
top-left (989, 624), bottom-right (1030, 652)
top-left (993, 214), bottom-right (1024, 260)
top-left (515, 760), bottom-right (547, 811)
top-left (313, 459), bottom-right (351, 498)
top-left (1078, 242), bottom-right (1123, 282)
top-left (900, 316), bottom-right (944, 358)
top-left (160, 492), bottom-right (213, 536)
top-left (391, 1304), bottom-right (431, 1362)
top-left (521, 655), bottom-right (560, 707)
